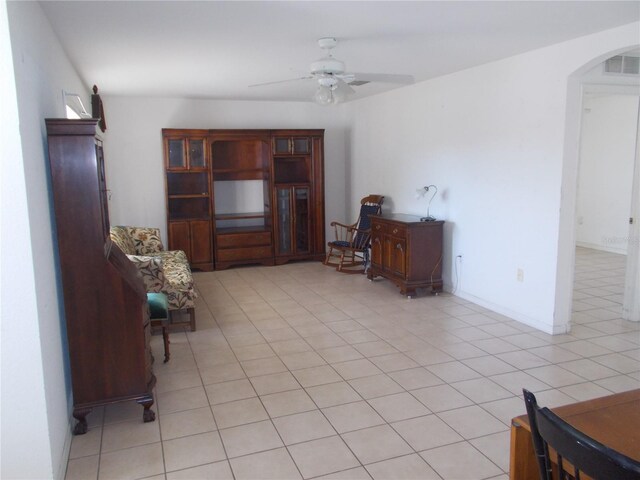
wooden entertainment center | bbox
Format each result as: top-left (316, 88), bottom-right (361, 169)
top-left (163, 129), bottom-right (325, 270)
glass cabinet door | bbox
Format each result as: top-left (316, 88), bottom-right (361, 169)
top-left (273, 137), bottom-right (291, 154)
top-left (188, 139), bottom-right (206, 169)
top-left (294, 187), bottom-right (310, 253)
top-left (292, 138), bottom-right (310, 154)
top-left (277, 188), bottom-right (292, 254)
top-left (167, 139), bottom-right (186, 169)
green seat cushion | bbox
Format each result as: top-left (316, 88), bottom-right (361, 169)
top-left (147, 293), bottom-right (169, 319)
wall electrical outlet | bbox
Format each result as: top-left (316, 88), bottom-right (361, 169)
top-left (517, 268), bottom-right (524, 282)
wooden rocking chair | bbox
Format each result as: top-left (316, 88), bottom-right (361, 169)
top-left (324, 195), bottom-right (384, 273)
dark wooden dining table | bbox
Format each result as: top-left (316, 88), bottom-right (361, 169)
top-left (509, 388), bottom-right (640, 480)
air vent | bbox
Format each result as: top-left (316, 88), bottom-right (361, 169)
top-left (349, 80), bottom-right (370, 86)
top-left (604, 55), bottom-right (640, 75)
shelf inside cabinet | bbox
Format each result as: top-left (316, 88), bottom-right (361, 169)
top-left (212, 140), bottom-right (269, 170)
top-left (167, 171), bottom-right (209, 196)
top-left (216, 226), bottom-right (271, 235)
top-left (215, 211), bottom-right (267, 220)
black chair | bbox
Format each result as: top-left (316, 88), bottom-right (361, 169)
top-left (324, 194), bottom-right (384, 273)
top-left (522, 389), bottom-right (640, 480)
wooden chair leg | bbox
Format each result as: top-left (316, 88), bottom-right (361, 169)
top-left (162, 326), bottom-right (170, 363)
top-left (188, 307), bottom-right (196, 332)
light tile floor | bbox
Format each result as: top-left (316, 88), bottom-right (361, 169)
top-left (66, 247), bottom-right (640, 480)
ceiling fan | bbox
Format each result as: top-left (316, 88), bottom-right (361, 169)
top-left (249, 37), bottom-right (415, 105)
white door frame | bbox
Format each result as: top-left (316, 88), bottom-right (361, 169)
top-left (623, 101), bottom-right (640, 321)
top-left (554, 47), bottom-right (640, 332)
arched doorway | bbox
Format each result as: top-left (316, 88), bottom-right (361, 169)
top-left (555, 47), bottom-right (640, 333)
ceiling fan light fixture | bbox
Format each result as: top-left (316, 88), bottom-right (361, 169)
top-left (310, 57), bottom-right (345, 76)
top-left (314, 85), bottom-right (334, 106)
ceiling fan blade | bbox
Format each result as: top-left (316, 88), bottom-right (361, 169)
top-left (335, 78), bottom-right (355, 96)
top-left (248, 76), bottom-right (313, 88)
top-left (350, 73), bottom-right (415, 85)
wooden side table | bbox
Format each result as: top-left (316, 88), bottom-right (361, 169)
top-left (367, 214), bottom-right (443, 297)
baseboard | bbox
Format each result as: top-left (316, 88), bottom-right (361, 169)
top-left (443, 283), bottom-right (569, 335)
top-left (576, 241), bottom-right (627, 255)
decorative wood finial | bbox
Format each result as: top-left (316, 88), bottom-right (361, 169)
top-left (93, 85), bottom-right (98, 94)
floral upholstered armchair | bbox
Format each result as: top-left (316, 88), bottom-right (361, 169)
top-left (110, 226), bottom-right (197, 331)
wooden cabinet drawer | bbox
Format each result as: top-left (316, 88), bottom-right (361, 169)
top-left (217, 245), bottom-right (273, 262)
top-left (216, 231), bottom-right (272, 248)
top-left (372, 222), bottom-right (407, 237)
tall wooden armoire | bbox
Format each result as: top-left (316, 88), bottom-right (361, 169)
top-left (46, 119), bottom-right (155, 434)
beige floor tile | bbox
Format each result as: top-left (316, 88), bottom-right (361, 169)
top-left (163, 431), bottom-right (226, 472)
top-left (211, 397), bottom-right (269, 429)
top-left (166, 460), bottom-right (234, 479)
top-left (342, 424), bottom-right (412, 465)
top-left (232, 343), bottom-right (276, 361)
top-left (261, 389), bottom-right (317, 418)
top-left (155, 369), bottom-right (203, 394)
top-left (332, 358), bottom-right (383, 380)
top-left (365, 453), bottom-right (441, 480)
top-left (354, 340), bottom-right (399, 357)
top-left (368, 353), bottom-right (420, 373)
top-left (391, 414), bottom-right (463, 451)
top-left (230, 447), bottom-right (302, 480)
top-left (470, 431), bottom-right (511, 472)
top-left (450, 377), bottom-right (513, 403)
top-left (292, 365), bottom-right (343, 387)
top-left (420, 441), bottom-right (502, 480)
top-left (462, 355), bottom-right (518, 376)
top-left (595, 374), bottom-right (640, 392)
top-left (314, 467), bottom-right (372, 479)
top-left (250, 371), bottom-right (301, 395)
top-left (288, 436), bottom-right (359, 478)
top-left (592, 352), bottom-right (640, 374)
top-left (438, 341), bottom-right (488, 360)
top-left (261, 327), bottom-right (301, 343)
top-left (559, 382), bottom-right (617, 401)
top-left (69, 427), bottom-right (102, 459)
top-left (495, 350), bottom-right (551, 370)
top-left (199, 362), bottom-right (247, 385)
top-left (280, 351), bottom-right (327, 370)
top-left (480, 397), bottom-right (527, 426)
top-left (348, 374), bottom-right (404, 399)
top-left (437, 405), bottom-right (508, 439)
top-left (525, 365), bottom-right (587, 387)
top-left (157, 386), bottom-right (209, 415)
top-left (472, 337), bottom-right (522, 355)
top-left (317, 345), bottom-right (364, 363)
top-left (306, 381), bottom-right (363, 408)
top-left (205, 378), bottom-right (256, 405)
top-left (405, 346), bottom-right (456, 366)
top-left (388, 367), bottom-right (443, 390)
top-left (339, 329), bottom-right (382, 345)
top-left (100, 418), bottom-right (160, 453)
top-left (65, 455), bottom-right (99, 480)
top-left (368, 392), bottom-right (431, 422)
top-left (270, 338), bottom-right (313, 355)
top-left (326, 320), bottom-right (366, 333)
top-left (241, 356), bottom-right (288, 377)
top-left (557, 358), bottom-right (620, 380)
top-left (98, 443), bottom-right (164, 480)
top-left (273, 410), bottom-right (337, 445)
top-left (411, 384), bottom-right (474, 412)
top-left (322, 401), bottom-right (385, 433)
top-left (488, 370), bottom-right (551, 395)
top-left (160, 406), bottom-right (217, 440)
top-left (219, 419), bottom-right (283, 457)
top-left (426, 361), bottom-right (482, 383)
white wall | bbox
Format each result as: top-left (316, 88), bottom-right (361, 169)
top-left (101, 97), bottom-right (349, 243)
top-left (346, 22), bottom-right (640, 334)
top-left (576, 94), bottom-right (639, 254)
top-left (3, 1), bottom-right (91, 478)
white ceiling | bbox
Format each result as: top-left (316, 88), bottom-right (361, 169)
top-left (40, 1), bottom-right (640, 103)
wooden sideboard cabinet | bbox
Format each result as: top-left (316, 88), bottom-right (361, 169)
top-left (46, 119), bottom-right (155, 434)
top-left (368, 214), bottom-right (444, 297)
